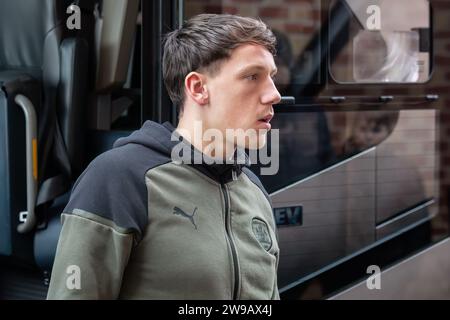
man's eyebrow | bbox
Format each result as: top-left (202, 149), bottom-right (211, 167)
top-left (238, 64), bottom-right (278, 76)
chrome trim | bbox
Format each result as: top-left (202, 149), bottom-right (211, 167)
top-left (279, 215), bottom-right (434, 294)
top-left (15, 94), bottom-right (38, 233)
top-left (270, 147), bottom-right (376, 197)
top-left (329, 237), bottom-right (450, 299)
top-left (376, 199), bottom-right (435, 230)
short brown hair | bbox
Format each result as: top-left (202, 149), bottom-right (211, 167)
top-left (162, 14), bottom-right (277, 112)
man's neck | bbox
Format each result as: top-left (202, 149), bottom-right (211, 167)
top-left (176, 117), bottom-right (236, 162)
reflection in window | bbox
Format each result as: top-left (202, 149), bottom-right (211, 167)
top-left (330, 0), bottom-right (431, 83)
top-left (253, 112), bottom-right (335, 193)
top-left (343, 111), bottom-right (399, 155)
top-left (253, 110), bottom-right (399, 194)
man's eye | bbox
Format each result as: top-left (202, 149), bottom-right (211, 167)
top-left (246, 74), bottom-right (258, 81)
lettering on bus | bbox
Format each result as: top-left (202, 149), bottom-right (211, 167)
top-left (273, 206), bottom-right (303, 227)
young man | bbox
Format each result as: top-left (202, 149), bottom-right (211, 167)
top-left (47, 14), bottom-right (282, 299)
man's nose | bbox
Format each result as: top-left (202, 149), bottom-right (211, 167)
top-left (261, 79), bottom-right (282, 105)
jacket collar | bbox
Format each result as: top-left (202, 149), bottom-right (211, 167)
top-left (162, 122), bottom-right (250, 184)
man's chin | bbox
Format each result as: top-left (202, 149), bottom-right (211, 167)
top-left (231, 128), bottom-right (269, 150)
top-left (241, 134), bottom-right (267, 150)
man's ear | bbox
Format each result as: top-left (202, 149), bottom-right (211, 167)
top-left (184, 72), bottom-right (209, 105)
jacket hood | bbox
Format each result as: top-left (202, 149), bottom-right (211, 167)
top-left (113, 121), bottom-right (177, 157)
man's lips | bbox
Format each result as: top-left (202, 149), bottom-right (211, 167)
top-left (257, 114), bottom-right (273, 130)
top-left (258, 114), bottom-right (274, 123)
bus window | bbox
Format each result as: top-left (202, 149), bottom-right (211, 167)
top-left (330, 0), bottom-right (431, 84)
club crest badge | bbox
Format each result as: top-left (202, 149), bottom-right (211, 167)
top-left (252, 218), bottom-right (272, 251)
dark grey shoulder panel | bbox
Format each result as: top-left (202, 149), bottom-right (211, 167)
top-left (64, 143), bottom-right (170, 240)
top-left (241, 167), bottom-right (273, 208)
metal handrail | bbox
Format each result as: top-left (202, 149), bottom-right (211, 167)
top-left (14, 94), bottom-right (38, 233)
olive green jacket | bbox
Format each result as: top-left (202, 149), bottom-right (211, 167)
top-left (47, 121), bottom-right (279, 300)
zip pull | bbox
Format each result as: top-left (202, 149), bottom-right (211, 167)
top-left (232, 168), bottom-right (238, 181)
